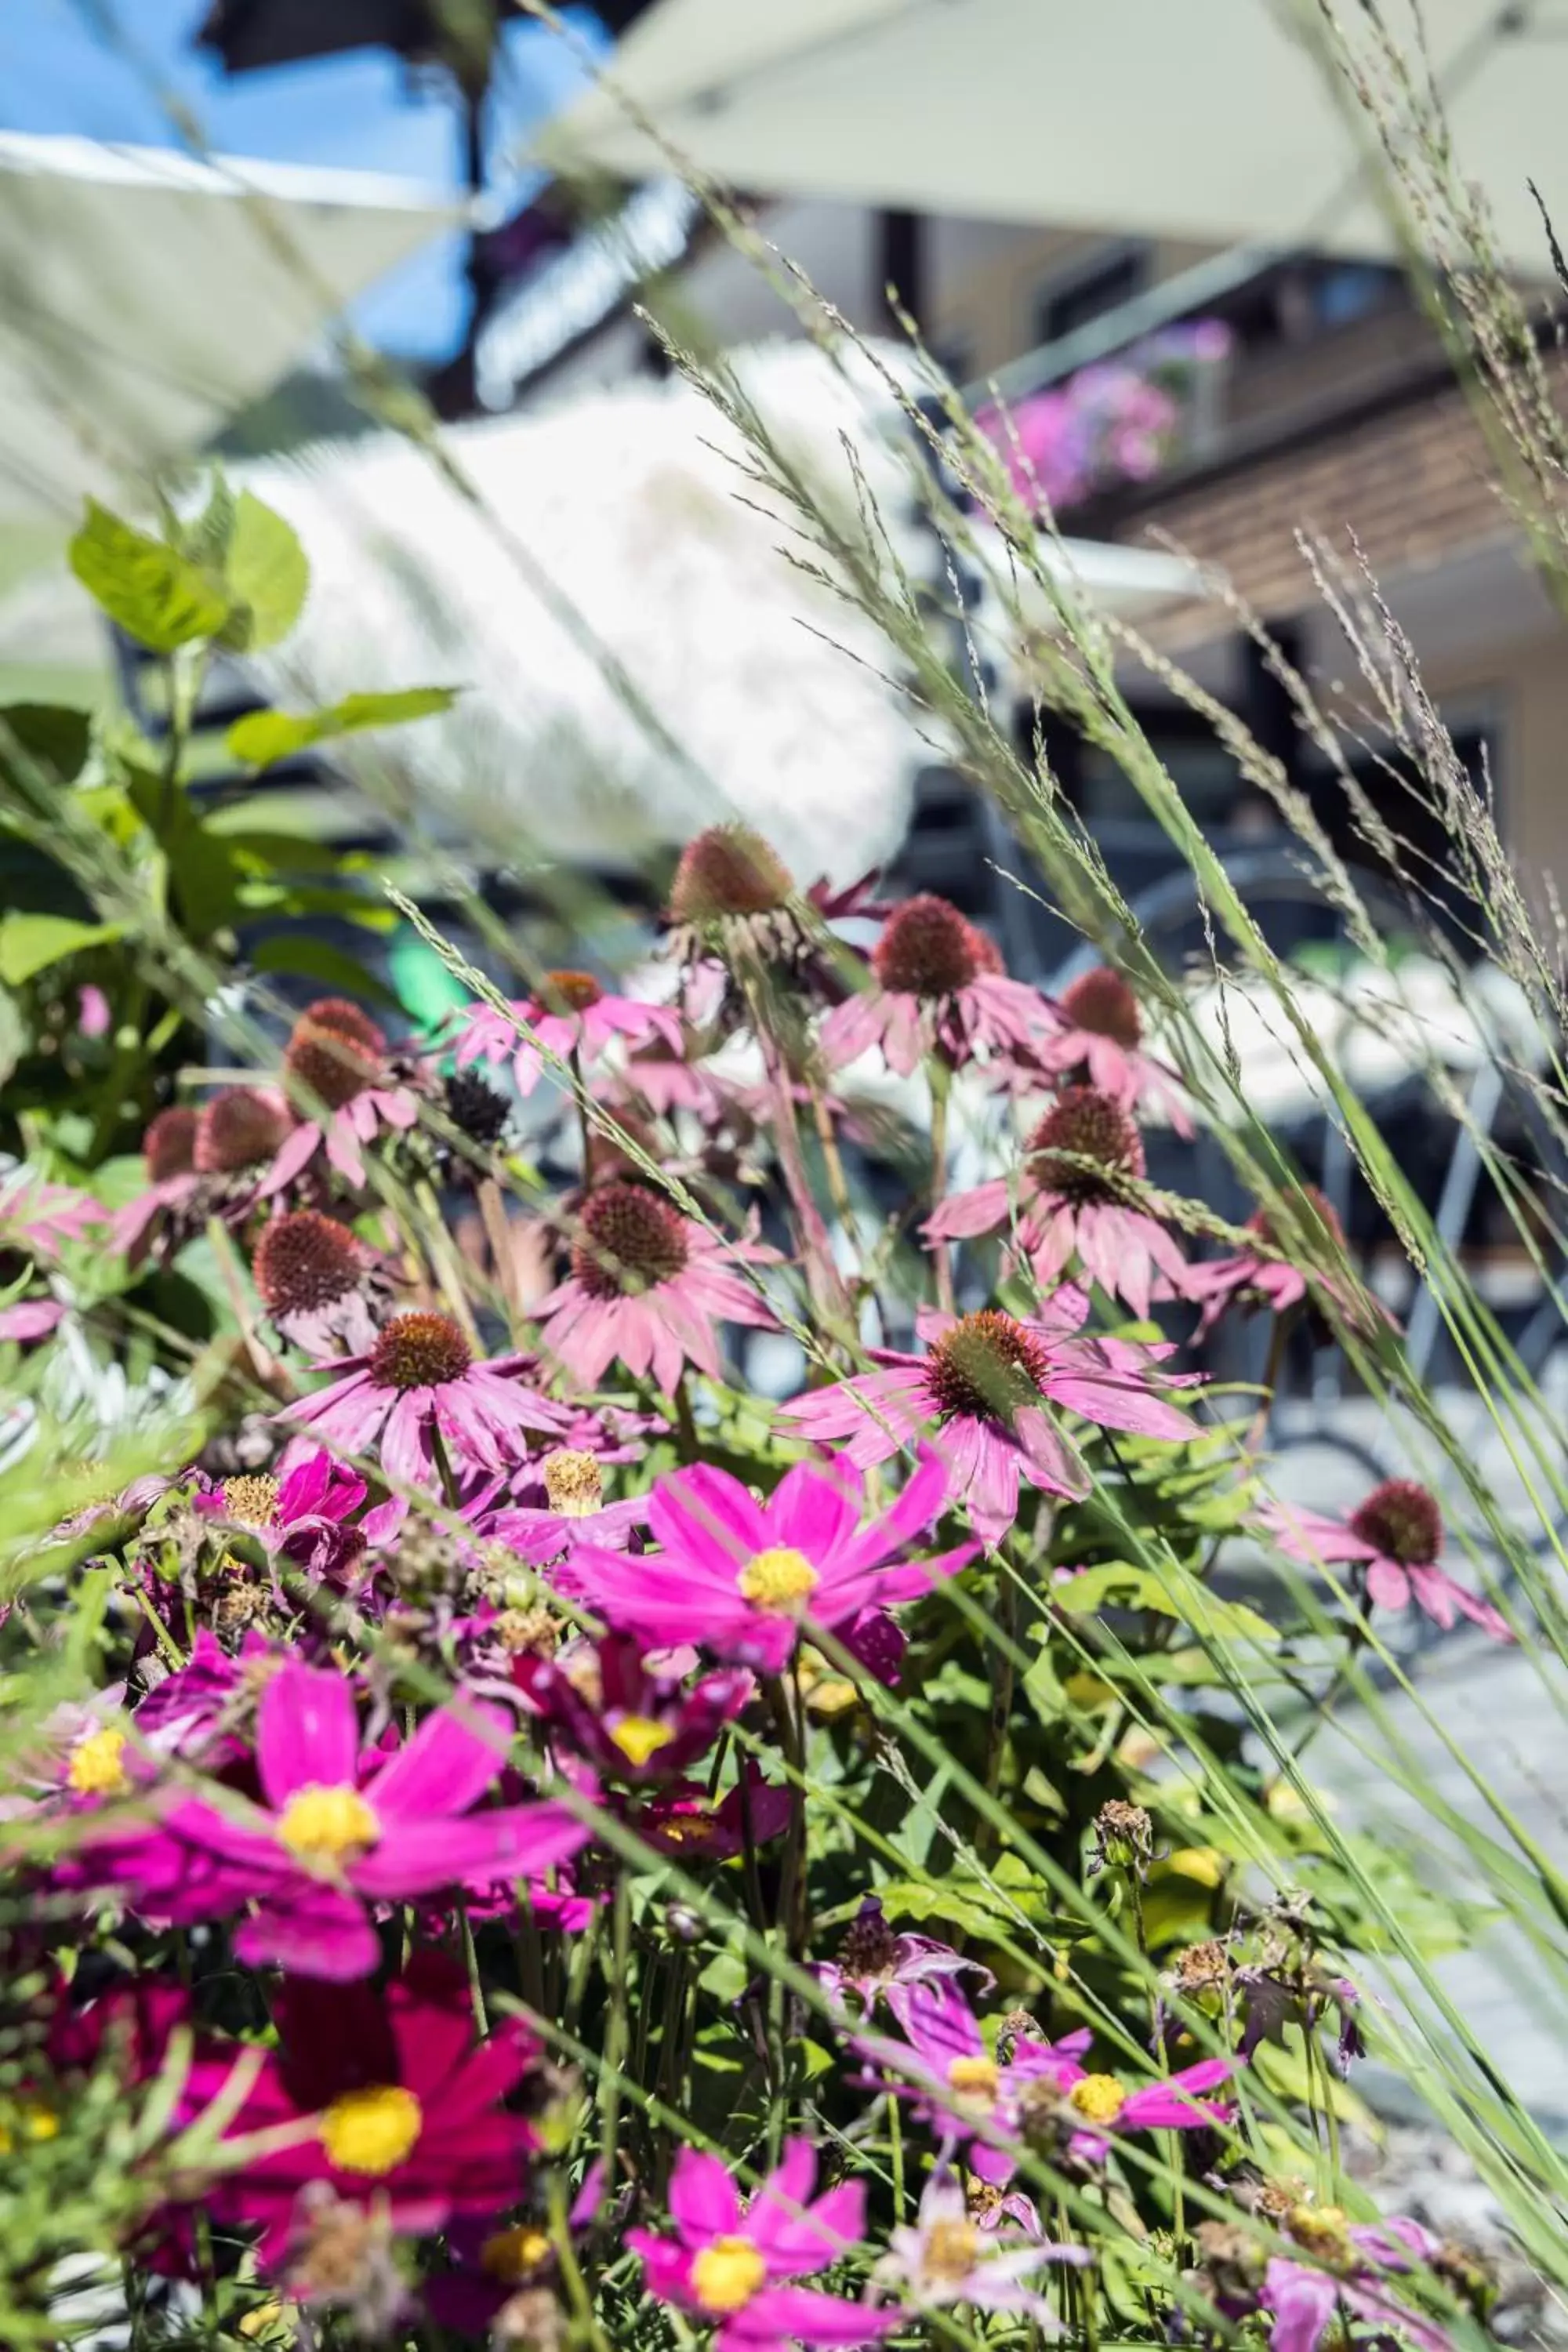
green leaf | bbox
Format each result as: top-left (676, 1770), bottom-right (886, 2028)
top-left (0, 911), bottom-right (122, 985)
top-left (68, 500), bottom-right (229, 652)
top-left (226, 687), bottom-right (458, 769)
top-left (219, 492), bottom-right (308, 652)
top-left (249, 932), bottom-right (400, 1007)
top-left (0, 702), bottom-right (93, 787)
top-left (1053, 1562), bottom-right (1279, 1645)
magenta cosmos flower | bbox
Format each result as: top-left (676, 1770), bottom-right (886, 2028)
top-left (281, 1309), bottom-right (571, 1492)
top-left (1024, 966), bottom-right (1193, 1134)
top-left (192, 1446), bottom-right (369, 1583)
top-left (854, 1980), bottom-right (1090, 2186)
top-left (481, 1444), bottom-right (651, 1566)
top-left (630, 2137), bottom-right (894, 2350)
top-left (209, 1956), bottom-right (539, 2264)
top-left (261, 1000), bottom-right (420, 1195)
top-left (564, 1452), bottom-right (974, 1673)
top-left (925, 1086), bottom-right (1189, 1319)
top-left (1258, 1479), bottom-right (1510, 1642)
top-left (106, 1658), bottom-right (590, 1977)
top-left (535, 1179), bottom-right (779, 1393)
top-left (1040, 2042), bottom-right (1237, 2164)
top-left (1184, 1187), bottom-right (1393, 1338)
top-left (781, 1292), bottom-right (1197, 1547)
top-left (820, 894), bottom-right (1051, 1077)
top-left (515, 1633), bottom-right (753, 1783)
top-left (1265, 2209), bottom-right (1448, 2352)
top-left (455, 968), bottom-right (683, 1095)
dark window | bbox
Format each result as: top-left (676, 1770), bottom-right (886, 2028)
top-left (1036, 245), bottom-right (1149, 345)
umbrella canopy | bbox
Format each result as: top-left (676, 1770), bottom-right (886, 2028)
top-left (536, 0), bottom-right (1563, 270)
top-left (0, 132), bottom-right (459, 530)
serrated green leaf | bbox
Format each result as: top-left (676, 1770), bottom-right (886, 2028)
top-left (0, 911), bottom-right (123, 985)
top-left (226, 686), bottom-right (458, 768)
top-left (68, 500), bottom-right (229, 652)
top-left (220, 491), bottom-right (308, 652)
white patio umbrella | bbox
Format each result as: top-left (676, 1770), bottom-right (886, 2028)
top-left (0, 131), bottom-right (459, 532)
top-left (536, 0), bottom-right (1564, 271)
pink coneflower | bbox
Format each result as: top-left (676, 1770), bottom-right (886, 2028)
top-left (1018, 966), bottom-right (1193, 1133)
top-left (515, 1633), bottom-right (753, 1783)
top-left (535, 1180), bottom-right (779, 1394)
top-left (113, 1091), bottom-right (292, 1261)
top-left (924, 1086), bottom-right (1189, 1318)
top-left (261, 1000), bottom-right (420, 1195)
top-left (873, 2169), bottom-right (1087, 2321)
top-left (281, 1311), bottom-right (572, 1493)
top-left (820, 895), bottom-right (1050, 1078)
top-left (815, 1896), bottom-right (994, 2025)
top-left (630, 2137), bottom-right (895, 2351)
top-left (1259, 1480), bottom-right (1511, 1641)
top-left (456, 970), bottom-right (683, 1097)
top-left (97, 1658), bottom-right (590, 1978)
top-left (1183, 1188), bottom-right (1392, 1338)
top-left (566, 1452), bottom-right (971, 1672)
top-left (208, 1955), bottom-right (540, 2263)
top-left (481, 1445), bottom-right (651, 1567)
top-left (252, 1208), bottom-right (393, 1354)
top-left (781, 1293), bottom-right (1196, 1546)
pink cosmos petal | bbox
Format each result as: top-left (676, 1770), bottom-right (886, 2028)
top-left (652, 1463), bottom-right (771, 1565)
top-left (351, 1802), bottom-right (588, 1898)
top-left (766, 1463), bottom-right (862, 1563)
top-left (668, 2146), bottom-right (744, 2243)
top-left (365, 1701), bottom-right (510, 1824)
top-left (728, 2285), bottom-right (894, 2347)
top-left (256, 1661), bottom-right (360, 1808)
top-left (1265, 2262), bottom-right (1341, 2352)
top-left (235, 1886), bottom-right (379, 1981)
top-left (751, 2174), bottom-right (865, 2275)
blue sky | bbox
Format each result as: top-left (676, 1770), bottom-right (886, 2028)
top-left (0, 1), bottom-right (612, 357)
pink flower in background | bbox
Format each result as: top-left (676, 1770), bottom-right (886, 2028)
top-left (111, 1108), bottom-right (201, 1258)
top-left (1265, 2213), bottom-right (1447, 2352)
top-left (630, 2137), bottom-right (895, 2350)
top-left (1259, 1481), bottom-right (1510, 1641)
top-left (1184, 1187), bottom-right (1393, 1337)
top-left (873, 2169), bottom-right (1087, 2320)
top-left (456, 971), bottom-right (683, 1095)
top-left (535, 1181), bottom-right (780, 1393)
top-left (1036, 2043), bottom-right (1236, 2163)
top-left (75, 982), bottom-right (112, 1038)
top-left (637, 1764), bottom-right (792, 1861)
top-left (261, 1000), bottom-right (420, 1195)
top-left (252, 1209), bottom-right (393, 1355)
top-left (816, 1896), bottom-right (994, 2024)
top-left (101, 1658), bottom-right (590, 1977)
top-left (514, 1634), bottom-right (753, 1783)
top-left (0, 1168), bottom-right (105, 1249)
top-left (281, 1311), bottom-right (571, 1494)
top-left (565, 1451), bottom-right (972, 1671)
top-left (481, 1444), bottom-right (650, 1566)
top-left (925, 1087), bottom-right (1189, 1319)
top-left (1016, 966), bottom-right (1193, 1134)
top-left (0, 1295), bottom-right (67, 1344)
top-left (782, 1292), bottom-right (1196, 1546)
top-left (821, 895), bottom-right (1050, 1078)
top-left (209, 1956), bottom-right (540, 2263)
top-left (193, 1448), bottom-right (368, 1583)
top-left (112, 1091), bottom-right (291, 1261)
top-left (855, 1978), bottom-right (1091, 2186)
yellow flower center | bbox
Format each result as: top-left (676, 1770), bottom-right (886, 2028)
top-left (924, 2217), bottom-right (980, 2282)
top-left (480, 2224), bottom-right (554, 2284)
top-left (736, 1546), bottom-right (818, 1612)
top-left (278, 1783), bottom-right (380, 1865)
top-left (1069, 2073), bottom-right (1127, 2125)
top-left (946, 2055), bottom-right (1000, 2100)
top-left (541, 1448), bottom-right (604, 1518)
top-left (691, 2237), bottom-right (768, 2314)
top-left (319, 2084), bottom-right (423, 2175)
top-left (0, 2100), bottom-right (59, 2155)
top-left (67, 1727), bottom-right (129, 1796)
top-left (608, 1715), bottom-right (675, 1769)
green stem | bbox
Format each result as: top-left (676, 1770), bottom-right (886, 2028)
top-left (927, 1056), bottom-right (955, 1313)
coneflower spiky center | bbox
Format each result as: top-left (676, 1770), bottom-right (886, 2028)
top-left (1027, 1087), bottom-right (1144, 1203)
top-left (667, 825), bottom-right (793, 924)
top-left (873, 895), bottom-right (982, 999)
top-left (1060, 966), bottom-right (1142, 1050)
top-left (194, 1087), bottom-right (292, 1176)
top-left (572, 1183), bottom-right (689, 1300)
top-left (143, 1106), bottom-right (198, 1183)
top-left (253, 1212), bottom-right (364, 1316)
top-left (1348, 1478), bottom-right (1443, 1566)
top-left (284, 1000), bottom-right (387, 1112)
top-left (924, 1310), bottom-right (1050, 1425)
top-left (367, 1311), bottom-right (472, 1392)
top-left (540, 969), bottom-right (603, 1014)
